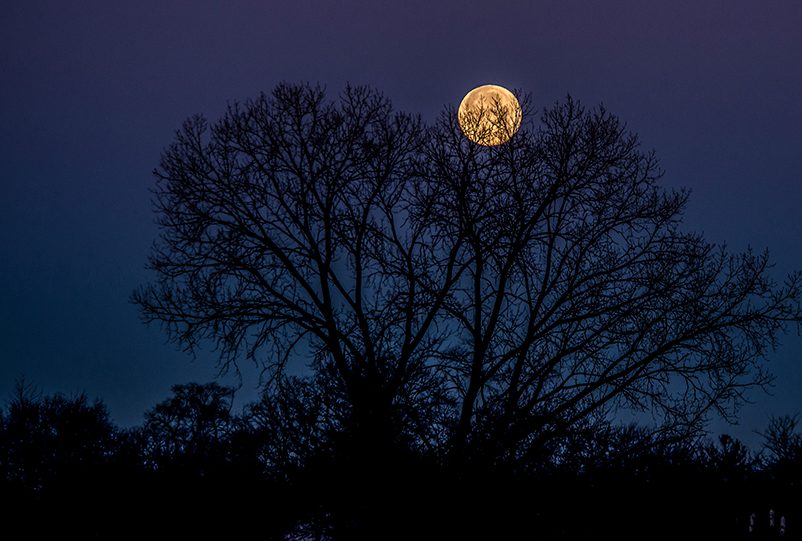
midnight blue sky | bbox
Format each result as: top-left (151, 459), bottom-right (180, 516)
top-left (1, 0), bottom-right (800, 443)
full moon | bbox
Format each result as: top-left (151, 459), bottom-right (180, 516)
top-left (458, 84), bottom-right (522, 146)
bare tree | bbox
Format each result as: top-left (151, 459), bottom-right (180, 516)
top-left (245, 375), bottom-right (335, 474)
top-left (141, 382), bottom-right (238, 469)
top-left (133, 82), bottom-right (801, 467)
top-left (0, 380), bottom-right (115, 491)
top-left (761, 414), bottom-right (802, 464)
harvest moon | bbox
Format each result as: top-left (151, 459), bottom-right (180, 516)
top-left (458, 84), bottom-right (522, 146)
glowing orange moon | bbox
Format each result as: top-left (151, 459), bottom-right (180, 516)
top-left (458, 84), bottom-right (522, 146)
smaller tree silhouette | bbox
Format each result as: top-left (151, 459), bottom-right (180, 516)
top-left (762, 414), bottom-right (802, 466)
top-left (0, 380), bottom-right (114, 492)
top-left (704, 434), bottom-right (758, 482)
top-left (141, 382), bottom-right (238, 473)
top-left (136, 382), bottom-right (292, 538)
top-left (246, 375), bottom-right (334, 475)
top-left (0, 381), bottom-right (118, 537)
top-left (759, 413), bottom-right (802, 534)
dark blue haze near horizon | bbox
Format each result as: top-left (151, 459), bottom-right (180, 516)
top-left (1, 0), bottom-right (800, 446)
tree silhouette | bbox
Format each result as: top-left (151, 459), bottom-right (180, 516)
top-left (141, 382), bottom-right (238, 472)
top-left (760, 414), bottom-right (802, 524)
top-left (246, 375), bottom-right (333, 475)
top-left (134, 82), bottom-right (801, 460)
top-left (135, 382), bottom-right (294, 538)
top-left (132, 82), bottom-right (802, 535)
top-left (0, 381), bottom-right (119, 536)
top-left (762, 414), bottom-right (802, 466)
top-left (0, 380), bottom-right (114, 492)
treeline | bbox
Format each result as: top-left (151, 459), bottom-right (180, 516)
top-left (0, 380), bottom-right (799, 539)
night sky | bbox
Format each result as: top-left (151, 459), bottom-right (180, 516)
top-left (2, 0), bottom-right (800, 443)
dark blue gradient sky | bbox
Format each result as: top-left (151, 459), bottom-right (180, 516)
top-left (2, 0), bottom-right (800, 442)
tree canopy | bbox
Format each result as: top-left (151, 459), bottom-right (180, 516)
top-left (134, 82), bottom-right (802, 470)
